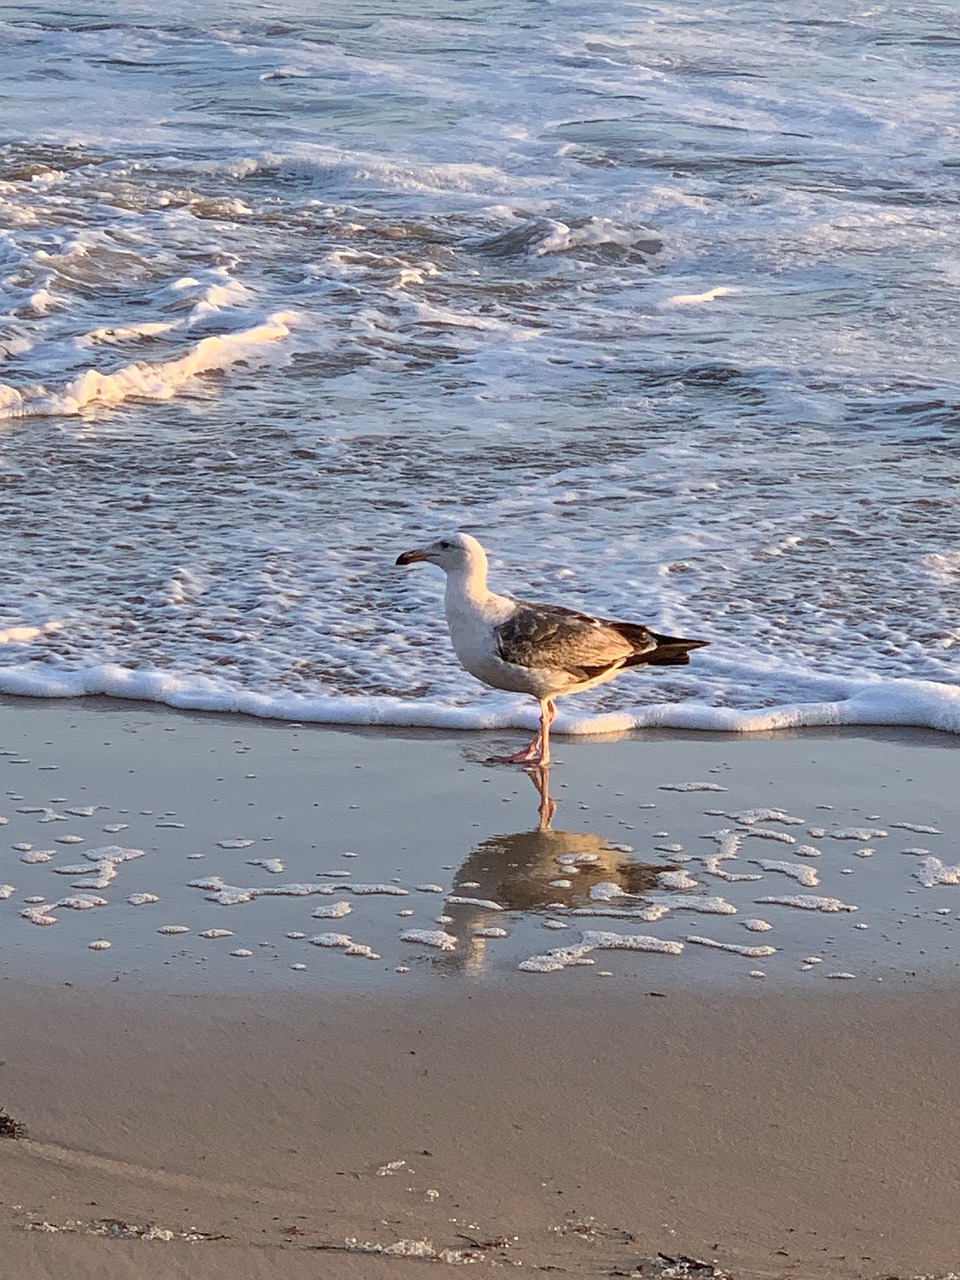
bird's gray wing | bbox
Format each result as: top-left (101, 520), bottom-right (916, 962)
top-left (495, 602), bottom-right (654, 676)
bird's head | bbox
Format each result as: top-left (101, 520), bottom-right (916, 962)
top-left (395, 532), bottom-right (486, 576)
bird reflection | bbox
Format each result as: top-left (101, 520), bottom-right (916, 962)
top-left (528, 764), bottom-right (556, 831)
top-left (435, 766), bottom-right (670, 973)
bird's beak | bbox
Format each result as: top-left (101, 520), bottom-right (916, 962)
top-left (396, 548), bottom-right (431, 566)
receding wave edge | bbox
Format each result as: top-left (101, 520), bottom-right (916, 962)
top-left (1, 664), bottom-right (959, 735)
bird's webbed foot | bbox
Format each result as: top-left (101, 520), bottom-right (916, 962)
top-left (485, 735), bottom-right (544, 766)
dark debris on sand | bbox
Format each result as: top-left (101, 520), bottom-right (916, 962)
top-left (612, 1253), bottom-right (733, 1278)
top-left (0, 1108), bottom-right (25, 1140)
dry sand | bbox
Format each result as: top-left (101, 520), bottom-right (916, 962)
top-left (2, 983), bottom-right (959, 1280)
top-left (1, 698), bottom-right (959, 1278)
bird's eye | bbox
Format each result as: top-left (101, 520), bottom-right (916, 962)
top-left (438, 540), bottom-right (452, 550)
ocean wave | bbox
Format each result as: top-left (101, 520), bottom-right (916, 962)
top-left (2, 0), bottom-right (959, 749)
top-left (0, 312), bottom-right (295, 419)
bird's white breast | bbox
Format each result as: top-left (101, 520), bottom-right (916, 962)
top-left (443, 589), bottom-right (594, 698)
top-left (443, 589), bottom-right (540, 695)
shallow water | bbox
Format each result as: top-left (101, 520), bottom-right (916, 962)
top-left (1, 702), bottom-right (959, 990)
top-left (1, 0), bottom-right (959, 732)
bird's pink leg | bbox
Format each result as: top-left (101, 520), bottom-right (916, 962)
top-left (538, 698), bottom-right (557, 767)
top-left (486, 699), bottom-right (556, 766)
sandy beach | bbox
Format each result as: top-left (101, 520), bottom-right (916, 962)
top-left (2, 980), bottom-right (959, 1280)
top-left (1, 698), bottom-right (959, 1278)
top-left (6, 1), bottom-right (960, 1275)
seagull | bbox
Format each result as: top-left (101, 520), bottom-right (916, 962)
top-left (395, 533), bottom-right (708, 766)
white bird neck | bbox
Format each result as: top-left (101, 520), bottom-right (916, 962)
top-left (442, 544), bottom-right (515, 627)
top-left (443, 557), bottom-right (493, 611)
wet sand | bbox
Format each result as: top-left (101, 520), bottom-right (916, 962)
top-left (1, 698), bottom-right (959, 990)
top-left (1, 698), bottom-right (960, 1277)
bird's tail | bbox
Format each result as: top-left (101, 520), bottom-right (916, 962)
top-left (639, 632), bottom-right (709, 667)
top-left (607, 621), bottom-right (709, 667)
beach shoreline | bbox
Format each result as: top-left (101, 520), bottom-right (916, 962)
top-left (0, 697), bottom-right (959, 1277)
top-left (1, 695), bottom-right (959, 993)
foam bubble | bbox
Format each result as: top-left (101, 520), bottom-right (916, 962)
top-left (657, 870), bottom-right (700, 891)
top-left (589, 882), bottom-right (630, 902)
top-left (687, 936), bottom-right (776, 958)
top-left (830, 828), bottom-right (888, 841)
top-left (311, 901), bottom-right (352, 919)
top-left (913, 857), bottom-right (960, 888)
top-left (663, 286), bottom-right (736, 307)
top-left (519, 946), bottom-right (595, 974)
top-left (700, 830), bottom-right (745, 859)
top-left (344, 943), bottom-right (380, 959)
top-left (581, 931), bottom-right (684, 955)
top-left (400, 929), bottom-right (457, 950)
top-left (729, 809), bottom-right (804, 827)
top-left (744, 829), bottom-right (797, 845)
top-left (659, 782), bottom-right (728, 793)
top-left (646, 893), bottom-right (737, 915)
top-left (346, 883), bottom-right (410, 896)
top-left (700, 856), bottom-right (761, 883)
top-left (751, 859), bottom-right (819, 887)
top-left (21, 905), bottom-right (56, 926)
top-left (756, 894), bottom-right (858, 912)
top-left (248, 858), bottom-right (285, 874)
top-left (570, 903), bottom-right (672, 922)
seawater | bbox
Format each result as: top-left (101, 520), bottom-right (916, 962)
top-left (1, 0), bottom-right (959, 734)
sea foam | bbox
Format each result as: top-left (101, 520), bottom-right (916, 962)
top-left (0, 314), bottom-right (295, 419)
top-left (0, 661), bottom-right (959, 738)
top-left (1, 0), bottom-right (960, 741)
